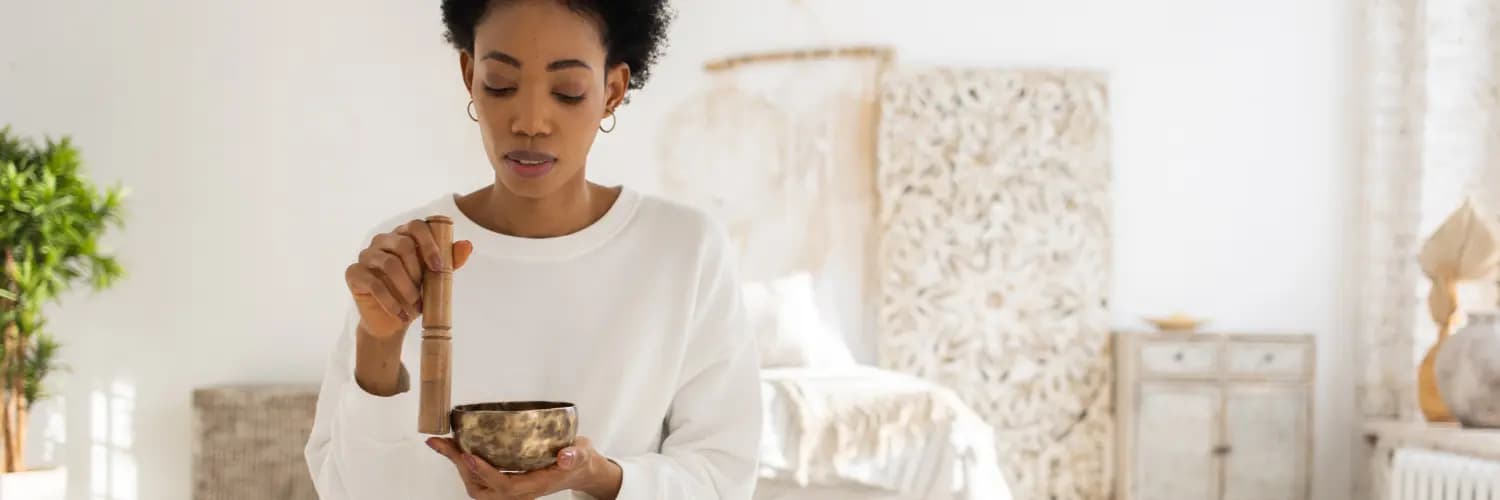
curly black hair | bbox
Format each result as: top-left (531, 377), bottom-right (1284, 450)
top-left (441, 0), bottom-right (673, 93)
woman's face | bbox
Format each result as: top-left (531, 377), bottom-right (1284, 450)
top-left (461, 1), bottom-right (629, 199)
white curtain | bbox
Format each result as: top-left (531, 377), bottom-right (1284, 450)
top-left (1354, 0), bottom-right (1500, 421)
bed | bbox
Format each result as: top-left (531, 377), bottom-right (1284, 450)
top-left (753, 366), bottom-right (1012, 500)
top-left (732, 273), bottom-right (1014, 500)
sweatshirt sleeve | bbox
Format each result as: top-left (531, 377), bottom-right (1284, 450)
top-left (609, 228), bottom-right (764, 500)
top-left (303, 305), bottom-right (425, 500)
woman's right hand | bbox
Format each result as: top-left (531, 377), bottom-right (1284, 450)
top-left (345, 218), bottom-right (474, 339)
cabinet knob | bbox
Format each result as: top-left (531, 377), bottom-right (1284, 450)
top-left (1212, 445), bottom-right (1232, 455)
top-left (1263, 353), bottom-right (1275, 363)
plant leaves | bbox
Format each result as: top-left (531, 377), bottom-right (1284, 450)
top-left (0, 125), bottom-right (128, 405)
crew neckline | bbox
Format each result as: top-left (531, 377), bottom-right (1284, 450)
top-left (439, 185), bottom-right (642, 262)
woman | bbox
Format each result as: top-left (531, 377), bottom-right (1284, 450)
top-left (303, 1), bottom-right (762, 499)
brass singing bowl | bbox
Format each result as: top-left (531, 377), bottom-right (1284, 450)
top-left (449, 401), bottom-right (577, 472)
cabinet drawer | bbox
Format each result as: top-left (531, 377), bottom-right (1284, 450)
top-left (1226, 342), bottom-right (1310, 378)
top-left (1140, 341), bottom-right (1219, 376)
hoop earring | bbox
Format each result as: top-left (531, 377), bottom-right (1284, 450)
top-left (599, 110), bottom-right (617, 133)
top-left (467, 100), bottom-right (478, 122)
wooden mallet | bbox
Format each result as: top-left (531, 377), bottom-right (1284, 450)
top-left (419, 215), bottom-right (454, 435)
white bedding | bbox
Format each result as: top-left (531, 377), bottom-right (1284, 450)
top-left (754, 366), bottom-right (1013, 500)
top-left (753, 479), bottom-right (912, 500)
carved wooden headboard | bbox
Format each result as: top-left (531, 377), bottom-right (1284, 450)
top-left (872, 66), bottom-right (1113, 500)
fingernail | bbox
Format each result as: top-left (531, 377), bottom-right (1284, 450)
top-left (398, 310), bottom-right (410, 322)
top-left (560, 449), bottom-right (577, 466)
top-left (465, 455), bottom-right (478, 473)
top-left (426, 439), bottom-right (438, 452)
top-left (430, 256), bottom-right (443, 270)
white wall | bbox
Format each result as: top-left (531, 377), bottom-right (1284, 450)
top-left (0, 1), bottom-right (1357, 499)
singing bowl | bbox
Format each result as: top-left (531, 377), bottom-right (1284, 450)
top-left (449, 401), bottom-right (577, 472)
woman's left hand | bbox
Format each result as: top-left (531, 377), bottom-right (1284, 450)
top-left (427, 435), bottom-right (622, 500)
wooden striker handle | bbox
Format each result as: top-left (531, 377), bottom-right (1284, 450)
top-left (419, 215), bottom-right (454, 434)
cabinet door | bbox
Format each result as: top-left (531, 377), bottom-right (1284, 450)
top-left (1222, 384), bottom-right (1309, 500)
top-left (1135, 382), bottom-right (1221, 500)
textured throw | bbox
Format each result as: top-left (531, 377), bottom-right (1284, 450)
top-left (191, 385), bottom-right (320, 500)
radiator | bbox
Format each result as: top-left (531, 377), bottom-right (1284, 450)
top-left (1389, 447), bottom-right (1500, 500)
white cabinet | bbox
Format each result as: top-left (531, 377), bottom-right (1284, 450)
top-left (1135, 382), bottom-right (1221, 499)
top-left (1115, 333), bottom-right (1313, 500)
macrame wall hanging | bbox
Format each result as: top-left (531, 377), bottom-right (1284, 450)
top-left (657, 47), bottom-right (889, 358)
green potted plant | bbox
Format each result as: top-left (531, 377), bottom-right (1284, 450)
top-left (0, 126), bottom-right (125, 499)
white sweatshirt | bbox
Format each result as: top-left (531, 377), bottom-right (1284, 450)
top-left (304, 187), bottom-right (763, 500)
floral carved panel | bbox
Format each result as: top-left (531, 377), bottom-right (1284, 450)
top-left (874, 67), bottom-right (1114, 500)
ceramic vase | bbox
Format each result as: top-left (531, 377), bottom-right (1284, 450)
top-left (1434, 311), bottom-right (1500, 427)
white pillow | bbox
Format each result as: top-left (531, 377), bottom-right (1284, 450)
top-left (741, 273), bottom-right (857, 368)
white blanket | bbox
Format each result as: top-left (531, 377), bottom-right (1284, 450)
top-left (757, 366), bottom-right (1013, 500)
